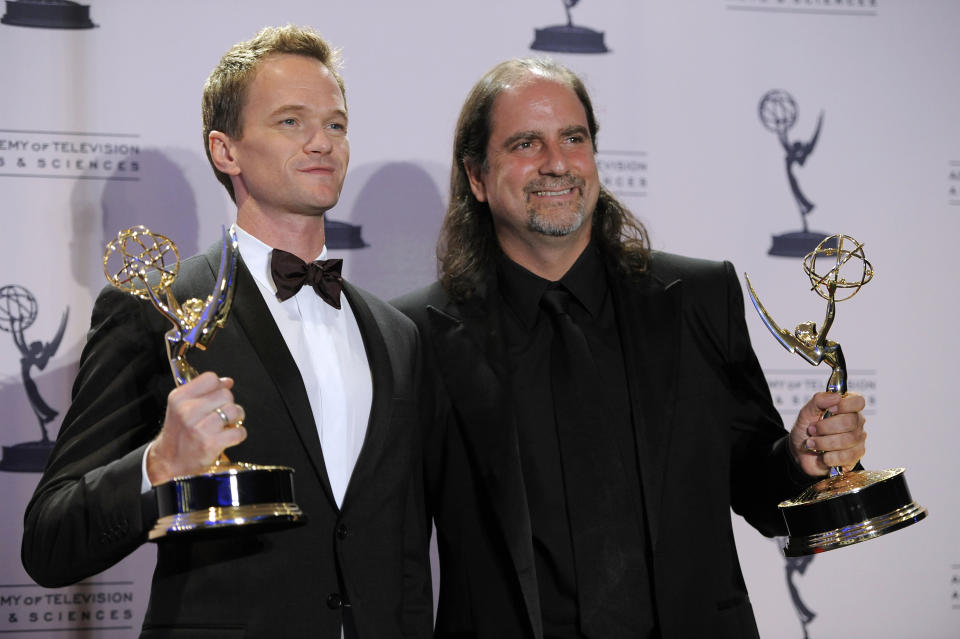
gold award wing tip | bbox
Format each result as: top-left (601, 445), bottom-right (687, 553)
top-left (183, 225), bottom-right (239, 349)
top-left (743, 272), bottom-right (805, 356)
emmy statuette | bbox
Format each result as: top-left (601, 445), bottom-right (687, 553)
top-left (103, 226), bottom-right (304, 540)
top-left (757, 89), bottom-right (831, 258)
top-left (0, 284), bottom-right (67, 472)
top-left (745, 234), bottom-right (926, 556)
top-left (530, 0), bottom-right (609, 54)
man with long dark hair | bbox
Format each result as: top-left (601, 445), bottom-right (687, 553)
top-left (394, 58), bottom-right (866, 639)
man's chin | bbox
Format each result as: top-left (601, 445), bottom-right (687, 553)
top-left (528, 209), bottom-right (585, 237)
top-left (297, 192), bottom-right (341, 216)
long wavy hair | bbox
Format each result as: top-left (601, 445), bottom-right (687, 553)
top-left (438, 58), bottom-right (650, 301)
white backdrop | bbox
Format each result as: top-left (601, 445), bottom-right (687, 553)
top-left (0, 1), bottom-right (956, 637)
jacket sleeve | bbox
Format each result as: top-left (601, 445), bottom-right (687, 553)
top-left (721, 261), bottom-right (815, 536)
top-left (21, 286), bottom-right (170, 587)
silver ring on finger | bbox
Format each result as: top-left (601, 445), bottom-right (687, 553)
top-left (214, 406), bottom-right (231, 428)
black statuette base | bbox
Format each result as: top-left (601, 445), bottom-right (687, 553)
top-left (530, 25), bottom-right (609, 54)
top-left (768, 230), bottom-right (834, 258)
top-left (1, 0), bottom-right (96, 29)
top-left (150, 463), bottom-right (305, 541)
top-left (0, 440), bottom-right (54, 472)
top-left (779, 468), bottom-right (927, 556)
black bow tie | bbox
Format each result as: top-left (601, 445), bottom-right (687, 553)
top-left (270, 248), bottom-right (343, 309)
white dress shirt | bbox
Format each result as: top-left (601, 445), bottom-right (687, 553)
top-left (142, 225), bottom-right (373, 509)
top-left (236, 226), bottom-right (372, 507)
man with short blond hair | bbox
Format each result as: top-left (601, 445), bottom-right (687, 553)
top-left (200, 25), bottom-right (347, 202)
top-left (24, 25), bottom-right (432, 639)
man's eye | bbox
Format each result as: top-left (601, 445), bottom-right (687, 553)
top-left (280, 118), bottom-right (297, 126)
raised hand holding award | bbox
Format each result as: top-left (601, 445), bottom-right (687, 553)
top-left (103, 226), bottom-right (305, 540)
top-left (745, 234), bottom-right (926, 556)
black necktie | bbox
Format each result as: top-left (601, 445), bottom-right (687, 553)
top-left (270, 248), bottom-right (343, 309)
top-left (540, 286), bottom-right (648, 638)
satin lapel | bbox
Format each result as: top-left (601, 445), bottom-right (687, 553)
top-left (203, 244), bottom-right (337, 507)
top-left (611, 264), bottom-right (681, 551)
top-left (338, 282), bottom-right (393, 506)
top-left (427, 291), bottom-right (543, 639)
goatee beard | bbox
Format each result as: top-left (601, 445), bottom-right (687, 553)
top-left (524, 174), bottom-right (586, 237)
top-left (527, 205), bottom-right (585, 237)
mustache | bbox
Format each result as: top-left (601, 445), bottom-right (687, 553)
top-left (524, 175), bottom-right (584, 194)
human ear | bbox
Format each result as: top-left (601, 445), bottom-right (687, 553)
top-left (464, 159), bottom-right (487, 202)
top-left (209, 131), bottom-right (241, 176)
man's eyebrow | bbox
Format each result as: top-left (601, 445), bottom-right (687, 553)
top-left (500, 125), bottom-right (590, 150)
top-left (560, 125), bottom-right (590, 138)
top-left (267, 104), bottom-right (348, 120)
top-left (269, 104), bottom-right (308, 117)
top-left (501, 130), bottom-right (541, 150)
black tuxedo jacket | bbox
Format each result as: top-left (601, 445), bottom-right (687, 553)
top-left (23, 242), bottom-right (432, 639)
top-left (393, 251), bottom-right (815, 639)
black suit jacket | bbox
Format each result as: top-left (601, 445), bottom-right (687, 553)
top-left (393, 251), bottom-right (815, 639)
top-left (22, 242), bottom-right (432, 639)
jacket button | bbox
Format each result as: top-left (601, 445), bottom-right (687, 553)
top-left (336, 524), bottom-right (348, 539)
top-left (326, 593), bottom-right (343, 609)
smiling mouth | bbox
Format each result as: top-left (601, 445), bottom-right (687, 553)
top-left (531, 187), bottom-right (577, 197)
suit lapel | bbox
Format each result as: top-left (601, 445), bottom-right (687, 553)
top-left (202, 244), bottom-right (338, 508)
top-left (610, 262), bottom-right (681, 551)
top-left (428, 285), bottom-right (544, 639)
top-left (338, 282), bottom-right (393, 507)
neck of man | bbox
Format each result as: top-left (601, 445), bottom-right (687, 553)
top-left (236, 203), bottom-right (328, 263)
top-left (496, 229), bottom-right (591, 282)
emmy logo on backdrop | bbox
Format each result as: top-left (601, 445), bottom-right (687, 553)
top-left (783, 551), bottom-right (816, 639)
top-left (758, 89), bottom-right (832, 257)
top-left (0, 0), bottom-right (96, 29)
top-left (745, 235), bottom-right (926, 556)
top-left (104, 225), bottom-right (305, 540)
top-left (0, 285), bottom-right (68, 472)
top-left (531, 0), bottom-right (609, 54)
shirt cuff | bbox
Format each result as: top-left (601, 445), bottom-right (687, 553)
top-left (140, 441), bottom-right (154, 494)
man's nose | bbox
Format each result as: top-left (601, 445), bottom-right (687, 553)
top-left (304, 128), bottom-right (333, 154)
top-left (539, 142), bottom-right (569, 175)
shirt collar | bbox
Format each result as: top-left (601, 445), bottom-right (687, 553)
top-left (497, 243), bottom-right (607, 330)
top-left (561, 243), bottom-right (606, 318)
